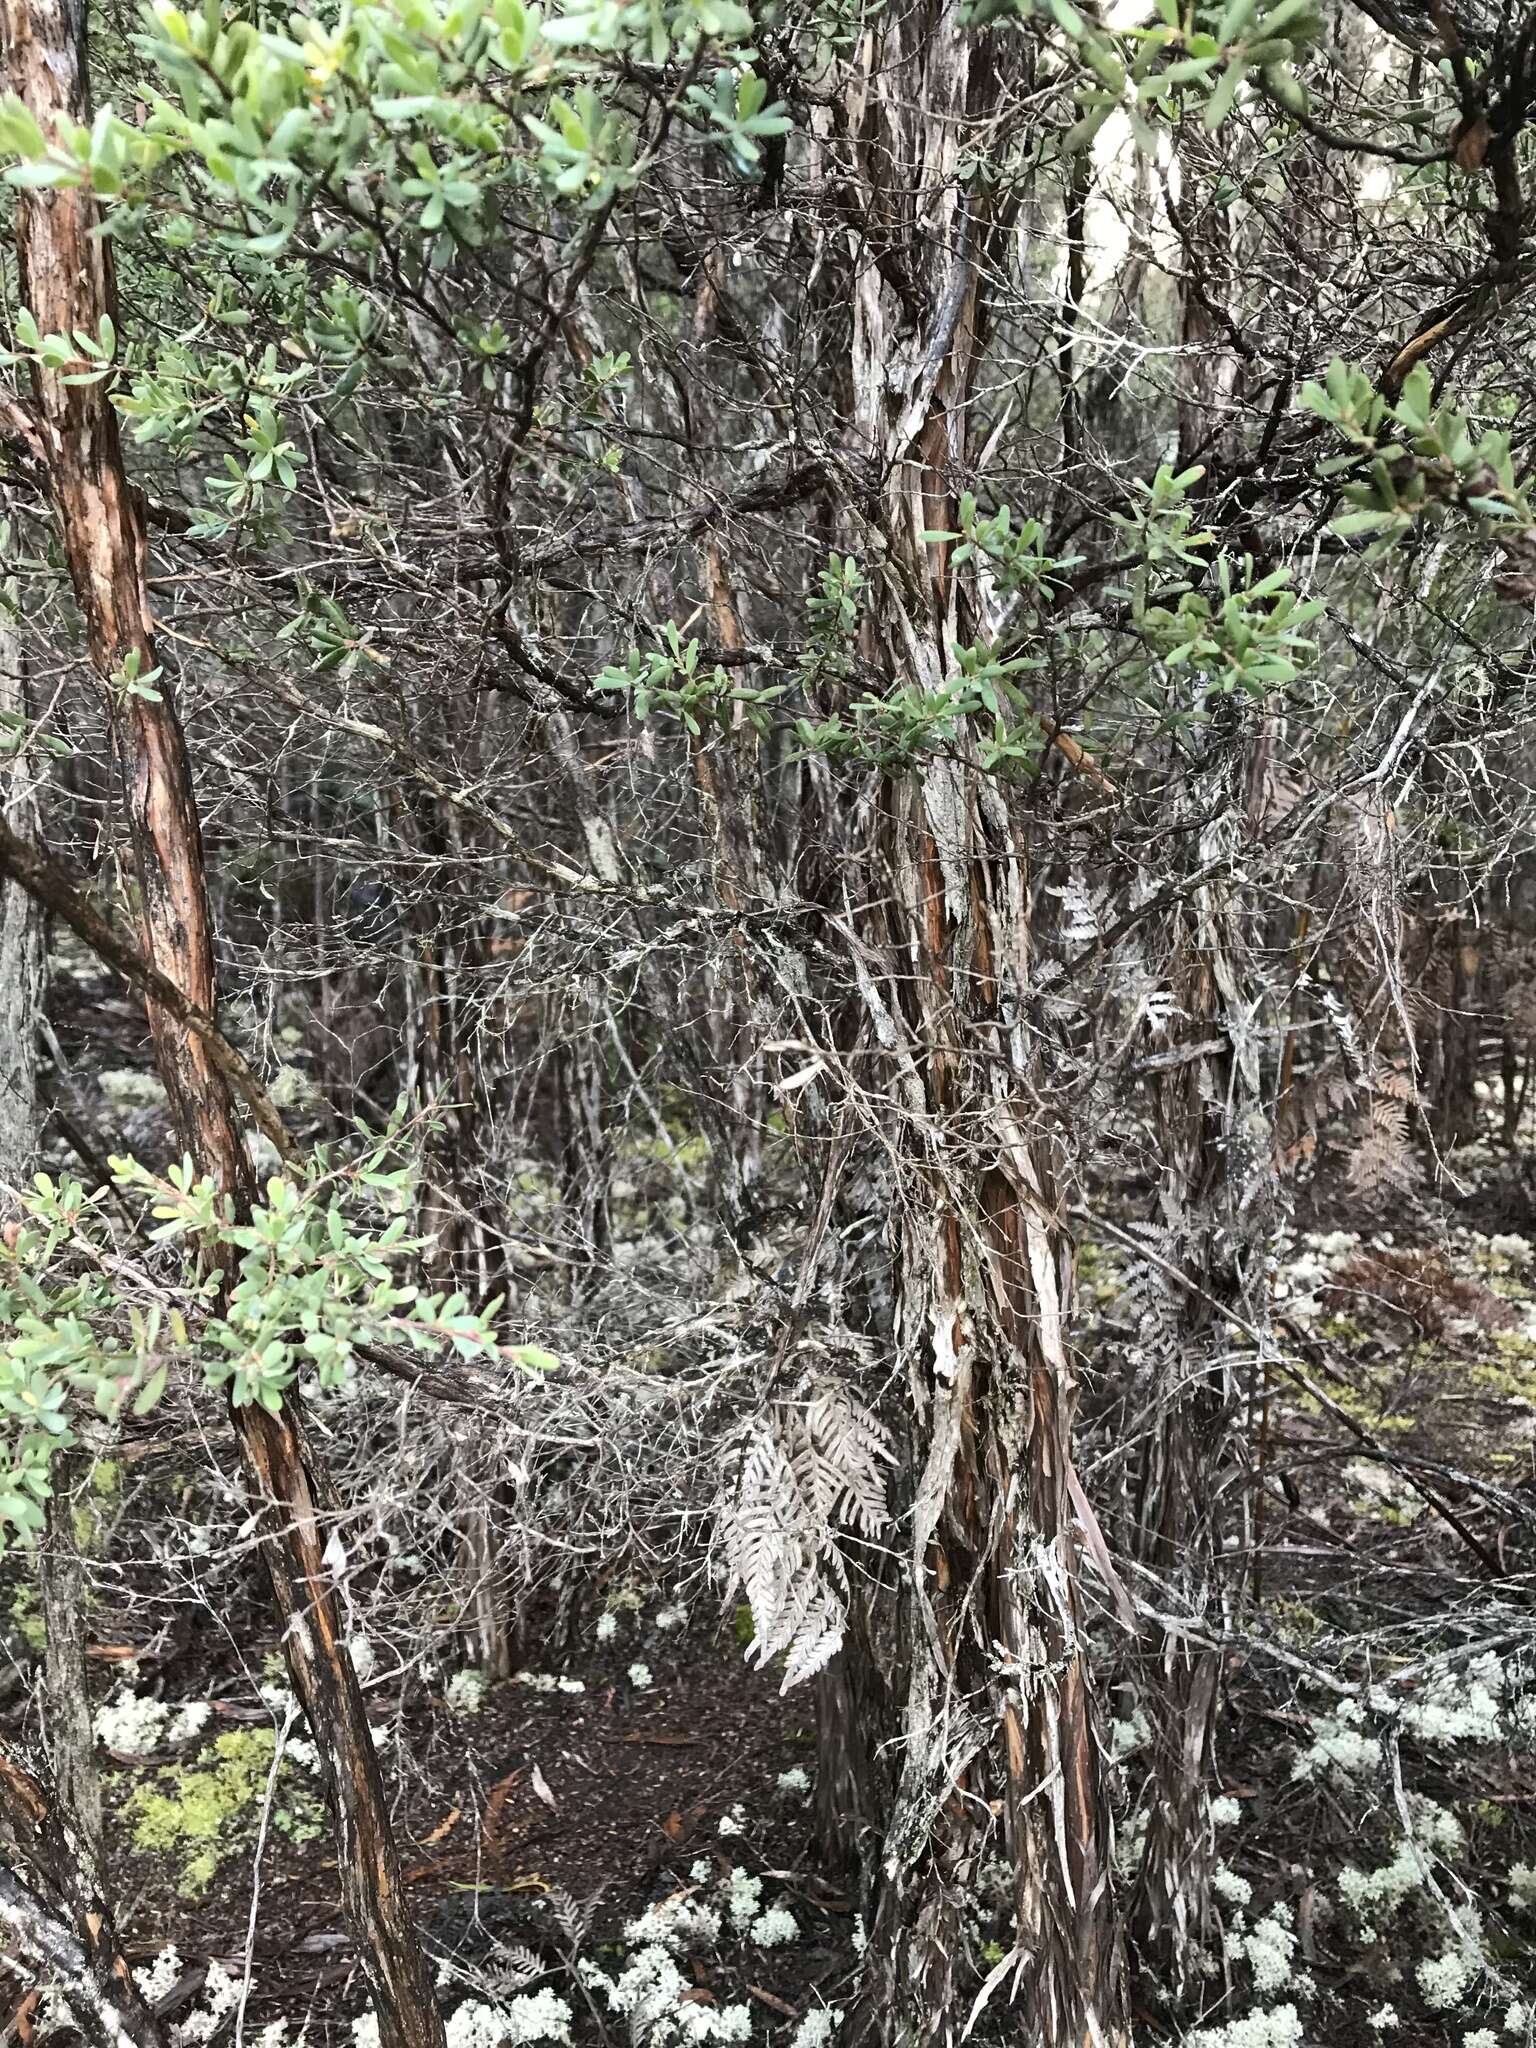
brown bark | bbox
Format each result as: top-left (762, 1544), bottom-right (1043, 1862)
top-left (831, 10), bottom-right (1128, 2041)
top-left (3, 7), bottom-right (445, 2044)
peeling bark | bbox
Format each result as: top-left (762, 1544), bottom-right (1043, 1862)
top-left (1128, 802), bottom-right (1272, 1986)
top-left (0, 1862), bottom-right (159, 2048)
top-left (829, 10), bottom-right (1129, 2041)
top-left (1125, 141), bottom-right (1274, 1989)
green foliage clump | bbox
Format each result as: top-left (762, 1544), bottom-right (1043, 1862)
top-left (1302, 359), bottom-right (1536, 555)
top-left (613, 466), bottom-right (1322, 776)
top-left (597, 624), bottom-right (787, 737)
top-left (965, 0), bottom-right (1321, 147)
top-left (126, 1727), bottom-right (324, 1897)
top-left (0, 1125), bottom-right (556, 1551)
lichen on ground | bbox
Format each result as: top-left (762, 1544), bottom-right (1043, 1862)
top-left (124, 1727), bottom-right (324, 1896)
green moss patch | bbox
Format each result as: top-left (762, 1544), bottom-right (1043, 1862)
top-left (125, 1727), bottom-right (325, 1896)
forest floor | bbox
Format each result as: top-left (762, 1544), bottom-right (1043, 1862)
top-left (88, 1618), bottom-right (844, 2047)
top-left (12, 1058), bottom-right (1536, 2047)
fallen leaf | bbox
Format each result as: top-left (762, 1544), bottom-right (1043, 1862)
top-left (530, 1763), bottom-right (558, 1812)
top-left (424, 1808), bottom-right (461, 1846)
top-left (663, 1811), bottom-right (685, 1841)
top-left (484, 1770), bottom-right (523, 1838)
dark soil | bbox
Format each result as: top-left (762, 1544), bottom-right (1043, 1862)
top-left (84, 1625), bottom-right (855, 2046)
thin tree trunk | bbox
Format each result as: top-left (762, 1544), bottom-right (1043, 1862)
top-left (0, 517), bottom-right (123, 2036)
top-left (3, 8), bottom-right (444, 2044)
top-left (40, 1466), bottom-right (104, 1884)
top-left (832, 12), bottom-right (1128, 2041)
top-left (0, 530), bottom-right (41, 1193)
top-left (1128, 800), bottom-right (1271, 1988)
top-left (1122, 141), bottom-right (1265, 1994)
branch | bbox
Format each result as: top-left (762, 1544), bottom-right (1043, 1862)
top-left (0, 821), bottom-right (297, 1165)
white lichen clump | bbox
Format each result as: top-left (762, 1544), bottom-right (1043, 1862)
top-left (1291, 1700), bottom-right (1382, 1782)
top-left (726, 1868), bottom-right (763, 1930)
top-left (447, 1996), bottom-right (573, 2048)
top-left (623, 1895), bottom-right (723, 1954)
top-left (1338, 1798), bottom-right (1465, 1926)
top-left (1389, 1653), bottom-right (1507, 1747)
top-left (1224, 1904), bottom-right (1297, 1997)
top-left (357, 1999), bottom-right (572, 2048)
top-left (445, 1668), bottom-right (490, 1714)
top-left (583, 1947), bottom-right (752, 2046)
top-left (175, 1961), bottom-right (242, 2046)
top-left (1188, 2003), bottom-right (1305, 2048)
top-left (1417, 1937), bottom-right (1482, 2012)
top-left (513, 1671), bottom-right (586, 1695)
top-left (135, 1948), bottom-right (184, 2005)
top-left (789, 2013), bottom-right (841, 2048)
top-left (95, 1692), bottom-right (211, 1757)
top-left (749, 1905), bottom-right (799, 1949)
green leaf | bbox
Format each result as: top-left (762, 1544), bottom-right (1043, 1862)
top-left (1330, 508), bottom-right (1402, 536)
top-left (1202, 57), bottom-right (1245, 126)
top-left (133, 1363), bottom-right (169, 1416)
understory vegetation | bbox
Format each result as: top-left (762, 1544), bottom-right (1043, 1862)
top-left (4, 0), bottom-right (1536, 2036)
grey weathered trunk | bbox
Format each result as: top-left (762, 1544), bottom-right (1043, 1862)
top-left (0, 550), bottom-right (41, 1193)
top-left (0, 1743), bottom-right (165, 2048)
top-left (1127, 795), bottom-right (1273, 1988)
top-left (1121, 137), bottom-right (1274, 1994)
top-left (40, 1466), bottom-right (104, 1884)
top-left (828, 11), bottom-right (1128, 2042)
top-left (0, 591), bottom-right (108, 1891)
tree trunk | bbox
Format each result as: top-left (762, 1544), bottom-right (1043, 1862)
top-left (0, 1861), bottom-right (161, 2048)
top-left (40, 1465), bottom-right (104, 1884)
top-left (832, 12), bottom-right (1128, 2042)
top-left (0, 518), bottom-right (128, 2041)
top-left (1127, 793), bottom-right (1271, 1991)
top-left (1121, 139), bottom-right (1269, 1996)
top-left (4, 8), bottom-right (445, 2044)
top-left (0, 531), bottom-right (41, 1193)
